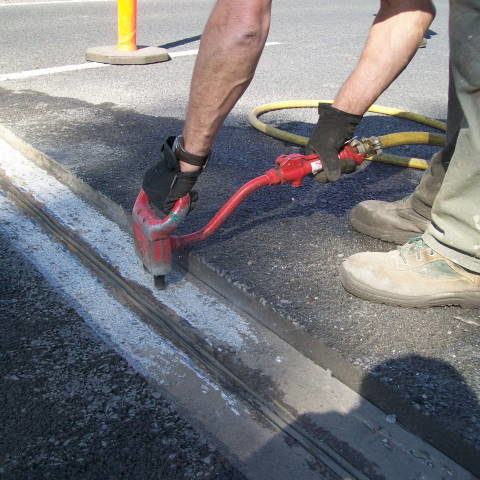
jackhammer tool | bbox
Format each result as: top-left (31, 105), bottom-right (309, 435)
top-left (132, 138), bottom-right (378, 289)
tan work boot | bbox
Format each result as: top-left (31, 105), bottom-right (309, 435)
top-left (349, 152), bottom-right (446, 244)
top-left (340, 237), bottom-right (480, 308)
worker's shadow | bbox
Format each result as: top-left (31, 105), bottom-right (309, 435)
top-left (242, 354), bottom-right (479, 479)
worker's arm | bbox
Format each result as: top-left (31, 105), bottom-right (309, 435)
top-left (308, 0), bottom-right (436, 182)
top-left (181, 0), bottom-right (272, 172)
top-left (334, 0), bottom-right (435, 114)
top-left (142, 0), bottom-right (271, 213)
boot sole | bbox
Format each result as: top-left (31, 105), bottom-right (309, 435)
top-left (340, 264), bottom-right (480, 309)
top-left (349, 216), bottom-right (420, 245)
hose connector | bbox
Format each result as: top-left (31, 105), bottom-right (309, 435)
top-left (347, 136), bottom-right (383, 158)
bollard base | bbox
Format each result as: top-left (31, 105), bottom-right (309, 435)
top-left (86, 45), bottom-right (170, 65)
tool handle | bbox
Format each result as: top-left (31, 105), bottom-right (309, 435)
top-left (132, 189), bottom-right (191, 241)
top-left (171, 175), bottom-right (271, 249)
top-left (155, 142), bottom-right (367, 248)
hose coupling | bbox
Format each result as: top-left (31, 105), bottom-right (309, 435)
top-left (347, 136), bottom-right (383, 157)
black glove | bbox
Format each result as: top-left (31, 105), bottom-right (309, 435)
top-left (306, 104), bottom-right (362, 183)
top-left (313, 157), bottom-right (358, 184)
top-left (142, 136), bottom-right (208, 214)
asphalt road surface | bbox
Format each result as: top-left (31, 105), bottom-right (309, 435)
top-left (0, 228), bottom-right (246, 479)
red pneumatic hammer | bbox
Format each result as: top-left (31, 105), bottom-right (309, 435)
top-left (132, 138), bottom-right (377, 288)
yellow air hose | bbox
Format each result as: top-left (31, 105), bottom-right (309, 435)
top-left (248, 100), bottom-right (446, 170)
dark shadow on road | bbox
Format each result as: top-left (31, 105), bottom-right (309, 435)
top-left (244, 355), bottom-right (480, 478)
top-left (158, 35), bottom-right (202, 49)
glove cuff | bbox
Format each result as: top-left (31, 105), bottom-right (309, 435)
top-left (318, 103), bottom-right (363, 125)
top-left (174, 136), bottom-right (210, 169)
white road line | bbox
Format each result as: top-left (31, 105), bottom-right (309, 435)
top-left (0, 62), bottom-right (108, 81)
top-left (169, 49), bottom-right (201, 58)
top-left (0, 0), bottom-right (113, 6)
top-left (0, 42), bottom-right (284, 82)
top-left (169, 42), bottom-right (283, 58)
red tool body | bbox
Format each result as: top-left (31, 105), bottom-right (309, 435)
top-left (132, 144), bottom-right (366, 288)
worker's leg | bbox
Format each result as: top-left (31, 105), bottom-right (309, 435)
top-left (349, 151), bottom-right (447, 244)
top-left (422, 0), bottom-right (480, 273)
top-left (349, 66), bottom-right (463, 244)
top-left (340, 0), bottom-right (480, 307)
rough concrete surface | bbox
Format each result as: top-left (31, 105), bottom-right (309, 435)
top-left (0, 231), bottom-right (244, 480)
top-left (1, 0), bottom-right (479, 465)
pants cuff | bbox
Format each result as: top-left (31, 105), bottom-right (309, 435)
top-left (423, 232), bottom-right (480, 274)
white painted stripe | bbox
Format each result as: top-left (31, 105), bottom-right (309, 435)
top-left (0, 182), bottom-right (241, 416)
top-left (0, 0), bottom-right (113, 6)
top-left (169, 49), bottom-right (200, 58)
top-left (0, 42), bottom-right (284, 81)
top-left (0, 62), bottom-right (108, 81)
top-left (0, 138), bottom-right (257, 348)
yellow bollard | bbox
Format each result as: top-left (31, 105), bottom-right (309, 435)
top-left (86, 0), bottom-right (170, 65)
top-left (117, 0), bottom-right (137, 52)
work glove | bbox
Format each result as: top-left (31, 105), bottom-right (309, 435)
top-left (306, 104), bottom-right (362, 183)
top-left (142, 136), bottom-right (208, 214)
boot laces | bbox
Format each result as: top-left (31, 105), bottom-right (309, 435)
top-left (400, 237), bottom-right (435, 261)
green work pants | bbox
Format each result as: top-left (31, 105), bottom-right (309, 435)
top-left (423, 0), bottom-right (480, 273)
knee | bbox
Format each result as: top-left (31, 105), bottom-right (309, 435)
top-left (214, 0), bottom-right (271, 48)
top-left (235, 20), bottom-right (270, 48)
top-left (378, 0), bottom-right (436, 20)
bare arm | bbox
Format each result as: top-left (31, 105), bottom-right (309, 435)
top-left (333, 0), bottom-right (435, 115)
top-left (179, 0), bottom-right (434, 172)
top-left (181, 0), bottom-right (272, 170)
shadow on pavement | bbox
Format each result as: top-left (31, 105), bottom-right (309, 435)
top-left (159, 34), bottom-right (202, 50)
top-left (246, 355), bottom-right (480, 478)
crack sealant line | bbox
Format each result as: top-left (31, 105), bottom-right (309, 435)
top-left (0, 137), bottom-right (257, 349)
top-left (0, 189), bottom-right (240, 408)
top-left (0, 42), bottom-right (284, 82)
